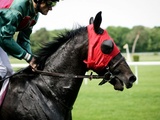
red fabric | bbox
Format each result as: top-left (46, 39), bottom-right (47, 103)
top-left (0, 0), bottom-right (13, 8)
top-left (17, 16), bottom-right (36, 31)
top-left (84, 24), bottom-right (120, 72)
top-left (0, 0), bottom-right (36, 31)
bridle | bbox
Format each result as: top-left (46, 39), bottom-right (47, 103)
top-left (0, 56), bottom-right (124, 83)
top-left (33, 56), bottom-right (124, 86)
top-left (98, 56), bottom-right (124, 85)
top-left (110, 56), bottom-right (125, 71)
top-left (33, 56), bottom-right (124, 80)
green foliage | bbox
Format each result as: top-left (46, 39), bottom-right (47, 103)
top-left (30, 28), bottom-right (68, 53)
top-left (149, 27), bottom-right (160, 51)
top-left (107, 26), bottom-right (130, 52)
top-left (30, 26), bottom-right (160, 53)
top-left (107, 26), bottom-right (160, 52)
top-left (126, 26), bottom-right (150, 52)
top-left (30, 28), bottom-right (51, 53)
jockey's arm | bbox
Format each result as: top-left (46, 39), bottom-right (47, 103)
top-left (17, 27), bottom-right (33, 56)
top-left (0, 9), bottom-right (33, 63)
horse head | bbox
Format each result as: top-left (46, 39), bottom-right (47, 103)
top-left (86, 11), bottom-right (136, 91)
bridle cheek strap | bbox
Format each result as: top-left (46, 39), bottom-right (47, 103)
top-left (84, 24), bottom-right (120, 72)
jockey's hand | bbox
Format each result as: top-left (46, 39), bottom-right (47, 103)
top-left (29, 57), bottom-right (37, 71)
top-left (24, 53), bottom-right (38, 71)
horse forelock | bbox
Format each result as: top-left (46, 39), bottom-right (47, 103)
top-left (35, 26), bottom-right (86, 70)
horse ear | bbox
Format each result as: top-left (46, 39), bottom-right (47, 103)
top-left (89, 17), bottom-right (94, 24)
top-left (93, 11), bottom-right (104, 34)
top-left (101, 40), bottom-right (114, 54)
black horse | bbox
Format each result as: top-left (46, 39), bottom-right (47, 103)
top-left (0, 12), bottom-right (136, 120)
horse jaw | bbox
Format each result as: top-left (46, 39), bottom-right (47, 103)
top-left (109, 78), bottom-right (124, 91)
top-left (107, 54), bottom-right (136, 91)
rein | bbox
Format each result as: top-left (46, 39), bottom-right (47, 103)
top-left (34, 56), bottom-right (124, 85)
top-left (34, 69), bottom-right (104, 80)
top-left (0, 57), bottom-right (124, 83)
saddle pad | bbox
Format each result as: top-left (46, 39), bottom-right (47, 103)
top-left (0, 79), bottom-right (9, 106)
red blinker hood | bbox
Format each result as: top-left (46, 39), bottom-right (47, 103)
top-left (84, 24), bottom-right (120, 72)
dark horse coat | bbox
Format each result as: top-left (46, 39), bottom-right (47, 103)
top-left (0, 12), bottom-right (136, 120)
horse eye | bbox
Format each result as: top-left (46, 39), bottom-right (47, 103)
top-left (113, 69), bottom-right (121, 75)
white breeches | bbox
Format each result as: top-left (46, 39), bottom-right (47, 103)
top-left (0, 47), bottom-right (14, 78)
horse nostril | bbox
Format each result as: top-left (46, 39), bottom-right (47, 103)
top-left (129, 75), bottom-right (136, 83)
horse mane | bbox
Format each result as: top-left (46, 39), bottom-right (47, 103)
top-left (35, 26), bottom-right (86, 70)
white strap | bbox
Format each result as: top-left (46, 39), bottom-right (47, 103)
top-left (0, 78), bottom-right (9, 106)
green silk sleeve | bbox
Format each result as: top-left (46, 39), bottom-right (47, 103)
top-left (0, 9), bottom-right (27, 59)
top-left (17, 27), bottom-right (32, 54)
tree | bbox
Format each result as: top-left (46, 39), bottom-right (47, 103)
top-left (107, 26), bottom-right (130, 52)
top-left (29, 25), bottom-right (160, 53)
top-left (149, 27), bottom-right (160, 51)
top-left (30, 28), bottom-right (51, 52)
top-left (125, 26), bottom-right (150, 52)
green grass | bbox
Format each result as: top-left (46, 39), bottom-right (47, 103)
top-left (133, 54), bottom-right (160, 61)
top-left (72, 66), bottom-right (160, 120)
top-left (9, 54), bottom-right (160, 119)
top-left (9, 56), bottom-right (26, 64)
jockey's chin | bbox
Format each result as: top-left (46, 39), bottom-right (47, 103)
top-left (40, 9), bottom-right (51, 15)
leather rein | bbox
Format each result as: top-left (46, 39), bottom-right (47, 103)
top-left (0, 56), bottom-right (124, 83)
top-left (34, 56), bottom-right (124, 82)
top-left (34, 69), bottom-right (103, 80)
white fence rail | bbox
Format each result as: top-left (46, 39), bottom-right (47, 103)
top-left (11, 64), bottom-right (28, 68)
top-left (127, 61), bottom-right (160, 66)
top-left (127, 61), bottom-right (160, 84)
top-left (11, 61), bottom-right (160, 84)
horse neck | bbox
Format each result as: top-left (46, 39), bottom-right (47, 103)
top-left (41, 31), bottom-right (88, 108)
top-left (45, 31), bottom-right (88, 74)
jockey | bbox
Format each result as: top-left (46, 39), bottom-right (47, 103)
top-left (0, 0), bottom-right (59, 80)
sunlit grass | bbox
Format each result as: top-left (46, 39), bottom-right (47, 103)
top-left (72, 66), bottom-right (160, 120)
top-left (9, 56), bottom-right (26, 64)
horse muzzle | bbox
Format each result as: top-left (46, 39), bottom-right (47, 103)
top-left (109, 74), bottom-right (136, 91)
top-left (126, 75), bottom-right (137, 89)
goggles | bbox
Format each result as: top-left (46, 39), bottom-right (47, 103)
top-left (46, 1), bottom-right (57, 8)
